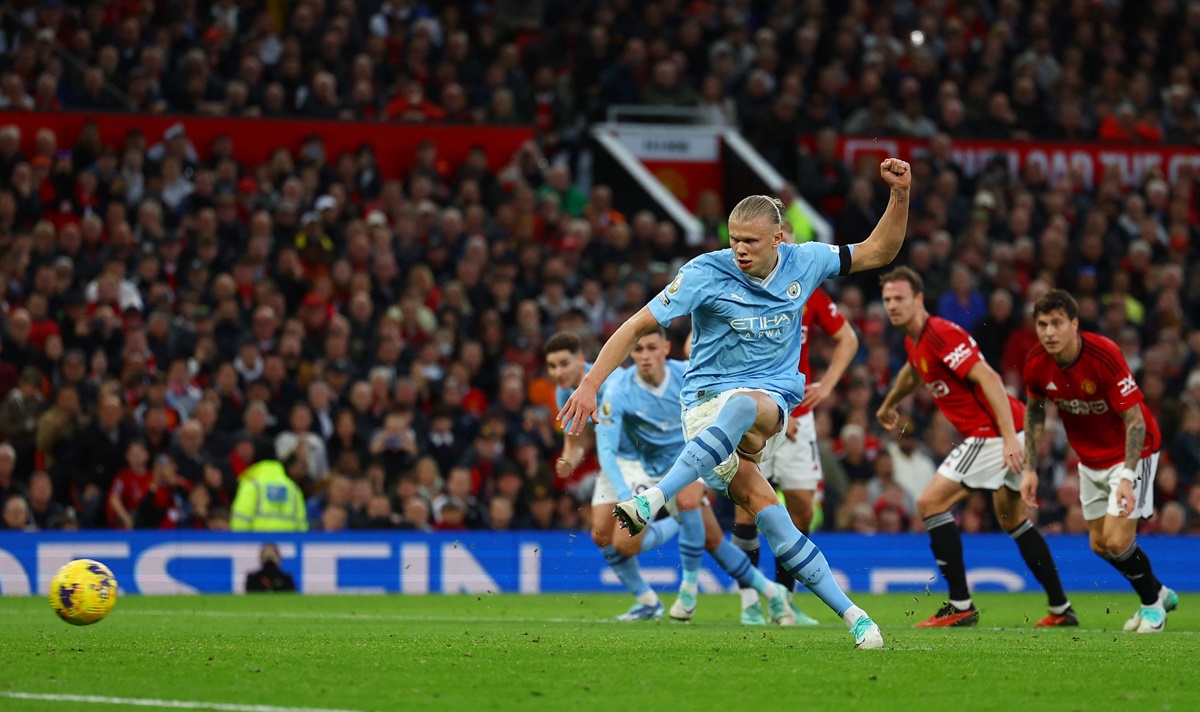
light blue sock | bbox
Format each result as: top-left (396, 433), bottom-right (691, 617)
top-left (755, 504), bottom-right (853, 616)
top-left (711, 538), bottom-right (772, 592)
top-left (601, 545), bottom-right (652, 599)
top-left (655, 395), bottom-right (758, 502)
top-left (678, 509), bottom-right (704, 585)
top-left (640, 517), bottom-right (680, 552)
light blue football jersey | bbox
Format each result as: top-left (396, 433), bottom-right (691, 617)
top-left (647, 242), bottom-right (850, 412)
top-left (556, 361), bottom-right (639, 460)
top-left (596, 359), bottom-right (689, 480)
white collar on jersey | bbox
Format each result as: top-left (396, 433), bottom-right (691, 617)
top-left (634, 368), bottom-right (672, 398)
top-left (741, 249), bottom-right (784, 289)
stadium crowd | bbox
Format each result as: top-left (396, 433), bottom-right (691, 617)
top-left (0, 0), bottom-right (1198, 536)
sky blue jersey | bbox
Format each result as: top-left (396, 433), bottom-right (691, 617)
top-left (556, 362), bottom-right (639, 460)
top-left (595, 360), bottom-right (689, 489)
top-left (647, 241), bottom-right (851, 412)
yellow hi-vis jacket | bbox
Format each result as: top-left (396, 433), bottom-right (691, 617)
top-left (230, 460), bottom-right (308, 532)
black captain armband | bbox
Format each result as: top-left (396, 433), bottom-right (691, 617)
top-left (838, 244), bottom-right (853, 277)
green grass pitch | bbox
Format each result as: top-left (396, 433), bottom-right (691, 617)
top-left (0, 592), bottom-right (1194, 711)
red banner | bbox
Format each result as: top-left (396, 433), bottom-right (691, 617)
top-left (606, 126), bottom-right (724, 211)
top-left (808, 135), bottom-right (1200, 190)
top-left (0, 111), bottom-right (533, 177)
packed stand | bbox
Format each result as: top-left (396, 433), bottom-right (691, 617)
top-left (0, 118), bottom-right (704, 533)
top-left (3, 2), bottom-right (1200, 150)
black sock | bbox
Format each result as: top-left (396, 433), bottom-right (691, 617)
top-left (1106, 543), bottom-right (1163, 605)
top-left (1010, 520), bottom-right (1069, 608)
top-left (732, 523), bottom-right (759, 589)
top-left (925, 512), bottom-right (971, 604)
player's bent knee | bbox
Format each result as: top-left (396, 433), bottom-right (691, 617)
top-left (916, 495), bottom-right (943, 519)
top-left (1105, 533), bottom-right (1134, 556)
top-left (591, 529), bottom-right (612, 548)
top-left (614, 537), bottom-right (640, 557)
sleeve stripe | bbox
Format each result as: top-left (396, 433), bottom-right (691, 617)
top-left (1081, 340), bottom-right (1125, 378)
top-left (837, 245), bottom-right (852, 277)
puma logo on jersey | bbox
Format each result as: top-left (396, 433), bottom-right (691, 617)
top-left (943, 343), bottom-right (973, 370)
top-left (1118, 374), bottom-right (1138, 397)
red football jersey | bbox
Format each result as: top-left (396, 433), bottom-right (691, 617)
top-left (1023, 332), bottom-right (1161, 469)
top-left (792, 288), bottom-right (848, 417)
top-left (905, 316), bottom-right (1024, 439)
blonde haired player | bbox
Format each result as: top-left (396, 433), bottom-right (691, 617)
top-left (560, 158), bottom-right (915, 649)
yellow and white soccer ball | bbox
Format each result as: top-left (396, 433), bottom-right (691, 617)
top-left (48, 559), bottom-right (118, 626)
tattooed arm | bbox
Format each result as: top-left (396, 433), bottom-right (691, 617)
top-left (1119, 406), bottom-right (1147, 472)
top-left (1019, 395), bottom-right (1046, 508)
top-left (1114, 406), bottom-right (1147, 518)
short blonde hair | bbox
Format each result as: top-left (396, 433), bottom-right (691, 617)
top-left (728, 195), bottom-right (785, 228)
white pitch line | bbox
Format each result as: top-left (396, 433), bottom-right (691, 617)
top-left (0, 691), bottom-right (363, 712)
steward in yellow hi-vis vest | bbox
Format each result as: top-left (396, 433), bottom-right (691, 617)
top-left (230, 460), bottom-right (308, 532)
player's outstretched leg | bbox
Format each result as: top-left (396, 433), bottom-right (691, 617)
top-left (731, 519), bottom-right (765, 624)
top-left (614, 395), bottom-right (760, 534)
top-left (915, 476), bottom-right (978, 627)
top-left (994, 489), bottom-right (1076, 626)
top-left (730, 457), bottom-right (882, 648)
top-left (732, 499), bottom-right (816, 625)
top-left (752, 502), bottom-right (880, 647)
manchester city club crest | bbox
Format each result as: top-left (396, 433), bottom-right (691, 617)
top-left (786, 281), bottom-right (801, 299)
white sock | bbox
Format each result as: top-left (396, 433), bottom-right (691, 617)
top-left (1049, 602), bottom-right (1072, 615)
top-left (642, 487), bottom-right (666, 515)
top-left (739, 587), bottom-right (759, 609)
top-left (949, 598), bottom-right (972, 612)
top-left (637, 590), bottom-right (659, 606)
top-left (841, 604), bottom-right (867, 629)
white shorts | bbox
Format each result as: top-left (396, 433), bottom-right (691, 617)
top-left (937, 433), bottom-right (1023, 491)
top-left (683, 388), bottom-right (788, 493)
top-left (760, 411), bottom-right (821, 490)
top-left (1079, 453), bottom-right (1158, 521)
top-left (592, 457), bottom-right (682, 518)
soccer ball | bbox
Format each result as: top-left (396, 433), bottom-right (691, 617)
top-left (48, 559), bottom-right (118, 626)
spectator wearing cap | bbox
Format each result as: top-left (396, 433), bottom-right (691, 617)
top-left (295, 211), bottom-right (333, 280)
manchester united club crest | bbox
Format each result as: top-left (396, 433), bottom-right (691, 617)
top-left (919, 357), bottom-right (929, 374)
top-left (1081, 379), bottom-right (1097, 395)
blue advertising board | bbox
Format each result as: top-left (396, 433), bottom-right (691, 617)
top-left (0, 531), bottom-right (1196, 595)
